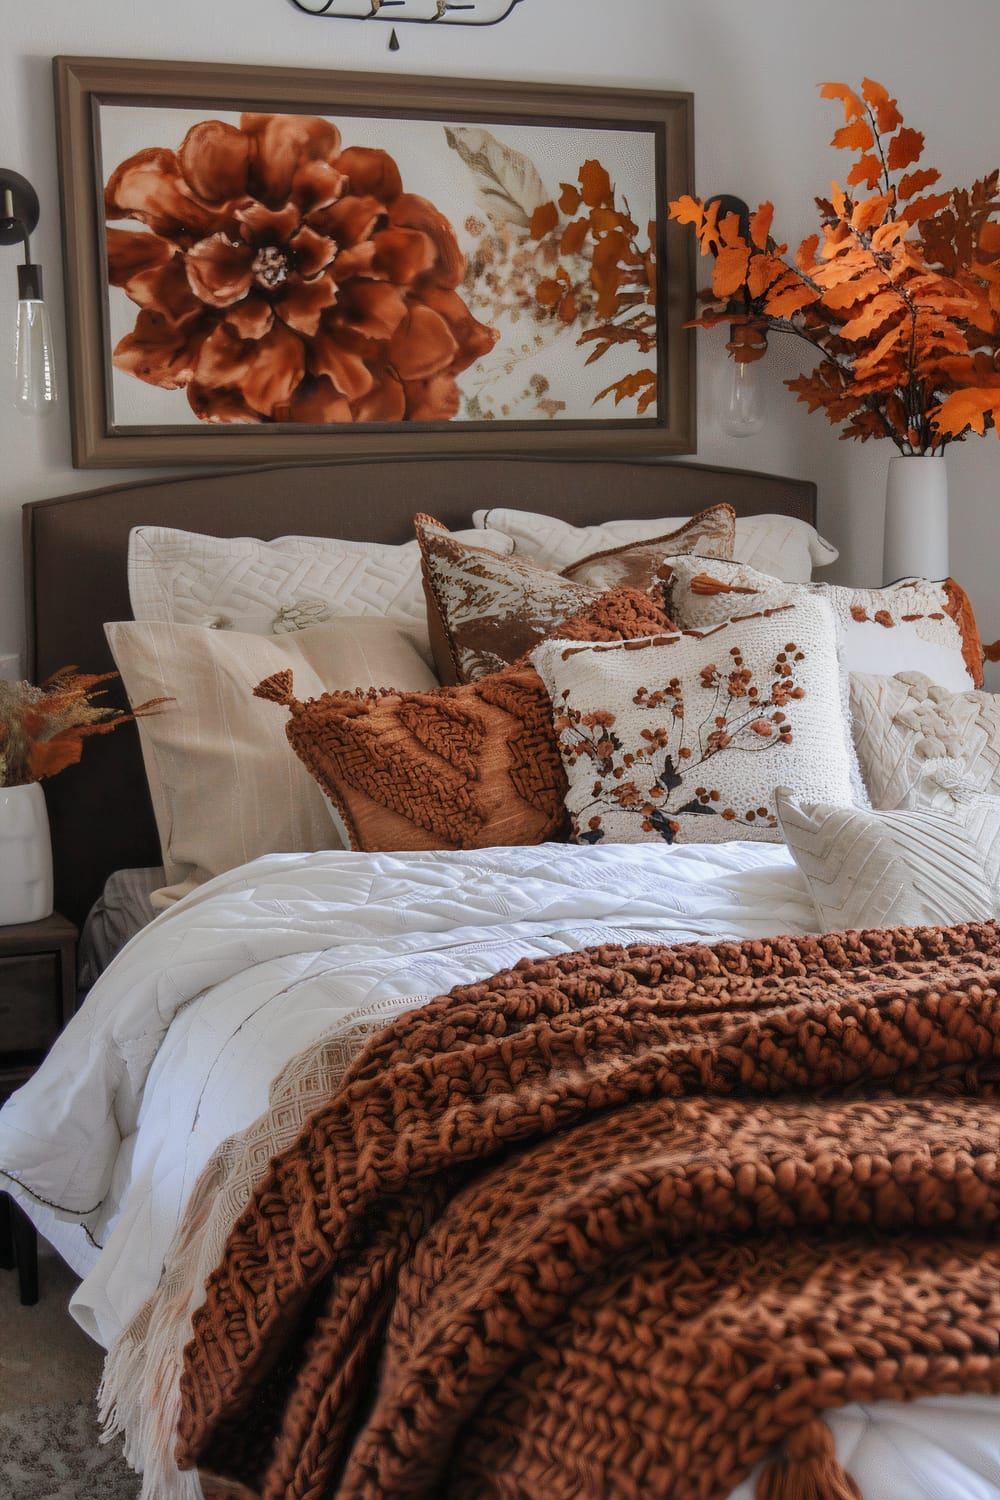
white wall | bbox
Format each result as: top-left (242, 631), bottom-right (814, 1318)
top-left (2, 0), bottom-right (998, 678)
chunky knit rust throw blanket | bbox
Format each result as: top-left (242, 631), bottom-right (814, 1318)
top-left (176, 922), bottom-right (1000, 1500)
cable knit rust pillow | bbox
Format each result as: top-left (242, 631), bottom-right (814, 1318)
top-left (255, 586), bottom-right (675, 852)
top-left (255, 667), bottom-right (569, 851)
top-left (416, 514), bottom-right (678, 683)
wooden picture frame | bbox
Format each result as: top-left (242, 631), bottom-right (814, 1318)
top-left (54, 56), bottom-right (695, 468)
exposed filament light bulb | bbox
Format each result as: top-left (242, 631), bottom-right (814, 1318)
top-left (15, 263), bottom-right (57, 416)
top-left (718, 351), bottom-right (765, 437)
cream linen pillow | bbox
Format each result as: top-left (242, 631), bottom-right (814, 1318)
top-left (127, 524), bottom-right (515, 667)
top-left (105, 617), bottom-right (437, 906)
top-left (662, 556), bottom-right (984, 690)
top-left (850, 670), bottom-right (1000, 810)
top-left (775, 772), bottom-right (1000, 931)
top-left (474, 506), bottom-right (837, 582)
top-left (530, 595), bottom-right (858, 847)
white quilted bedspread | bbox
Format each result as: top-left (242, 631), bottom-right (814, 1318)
top-left (2, 839), bottom-right (999, 1500)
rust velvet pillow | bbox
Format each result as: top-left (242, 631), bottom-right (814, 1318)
top-left (255, 585), bottom-right (676, 853)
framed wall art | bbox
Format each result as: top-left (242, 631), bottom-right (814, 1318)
top-left (54, 56), bottom-right (695, 467)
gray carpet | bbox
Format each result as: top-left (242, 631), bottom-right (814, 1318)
top-left (0, 1241), bottom-right (141, 1499)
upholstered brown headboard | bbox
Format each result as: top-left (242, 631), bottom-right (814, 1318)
top-left (23, 454), bottom-right (815, 927)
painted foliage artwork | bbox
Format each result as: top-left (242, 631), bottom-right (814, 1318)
top-left (101, 105), bottom-right (659, 430)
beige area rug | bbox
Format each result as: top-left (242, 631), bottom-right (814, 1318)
top-left (0, 1241), bottom-right (140, 1500)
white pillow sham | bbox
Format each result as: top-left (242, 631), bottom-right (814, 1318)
top-left (473, 506), bottom-right (837, 583)
top-left (105, 617), bottom-right (437, 907)
top-left (127, 524), bottom-right (515, 663)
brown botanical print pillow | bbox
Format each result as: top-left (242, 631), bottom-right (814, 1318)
top-left (254, 667), bottom-right (569, 852)
top-left (662, 556), bottom-right (984, 691)
top-left (530, 595), bottom-right (859, 846)
top-left (416, 515), bottom-right (675, 682)
top-left (559, 504), bottom-right (736, 590)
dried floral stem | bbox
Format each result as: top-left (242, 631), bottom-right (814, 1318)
top-left (0, 668), bottom-right (170, 788)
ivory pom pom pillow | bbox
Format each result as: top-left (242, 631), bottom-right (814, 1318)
top-left (415, 515), bottom-right (675, 683)
top-left (474, 506), bottom-right (836, 582)
top-left (662, 557), bottom-right (984, 690)
top-left (530, 596), bottom-right (858, 846)
top-left (849, 670), bottom-right (1000, 809)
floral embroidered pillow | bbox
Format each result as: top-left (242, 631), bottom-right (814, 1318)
top-left (661, 556), bottom-right (984, 691)
top-left (415, 515), bottom-right (675, 683)
top-left (530, 596), bottom-right (858, 846)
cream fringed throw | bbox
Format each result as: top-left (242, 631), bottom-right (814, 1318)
top-left (177, 923), bottom-right (1000, 1500)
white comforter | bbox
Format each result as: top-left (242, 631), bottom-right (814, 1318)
top-left (2, 840), bottom-right (999, 1500)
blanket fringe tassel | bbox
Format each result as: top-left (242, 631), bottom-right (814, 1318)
top-left (98, 1307), bottom-right (203, 1500)
top-left (756, 1417), bottom-right (863, 1500)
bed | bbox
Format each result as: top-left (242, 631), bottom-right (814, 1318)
top-left (4, 453), bottom-right (1000, 1500)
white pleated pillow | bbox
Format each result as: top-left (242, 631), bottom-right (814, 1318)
top-left (776, 765), bottom-right (1000, 931)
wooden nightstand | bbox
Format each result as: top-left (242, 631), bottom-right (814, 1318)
top-left (0, 911), bottom-right (78, 1305)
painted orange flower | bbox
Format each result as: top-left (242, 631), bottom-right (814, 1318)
top-left (105, 113), bottom-right (499, 423)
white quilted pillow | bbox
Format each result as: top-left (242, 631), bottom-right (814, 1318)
top-left (850, 670), bottom-right (1000, 810)
top-left (127, 525), bottom-right (515, 661)
top-left (474, 506), bottom-right (837, 582)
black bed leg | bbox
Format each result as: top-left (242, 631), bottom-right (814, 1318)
top-left (0, 1192), bottom-right (39, 1304)
top-left (12, 1201), bottom-right (38, 1305)
top-left (0, 1191), bottom-right (13, 1270)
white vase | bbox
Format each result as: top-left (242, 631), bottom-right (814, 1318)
top-left (882, 453), bottom-right (949, 584)
top-left (0, 782), bottom-right (54, 925)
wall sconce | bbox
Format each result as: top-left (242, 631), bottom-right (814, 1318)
top-left (703, 193), bottom-right (766, 438)
top-left (0, 169), bottom-right (58, 416)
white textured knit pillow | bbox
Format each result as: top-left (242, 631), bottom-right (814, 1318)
top-left (776, 770), bottom-right (1000, 931)
top-left (531, 595), bottom-right (858, 847)
top-left (850, 670), bottom-right (1000, 810)
top-left (127, 525), bottom-right (515, 664)
top-left (474, 506), bottom-right (836, 582)
top-left (663, 556), bottom-right (983, 691)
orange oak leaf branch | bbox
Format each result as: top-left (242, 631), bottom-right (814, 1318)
top-left (669, 79), bottom-right (1000, 453)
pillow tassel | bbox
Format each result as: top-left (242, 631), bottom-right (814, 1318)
top-left (689, 572), bottom-right (760, 596)
top-left (756, 1417), bottom-right (862, 1500)
top-left (253, 669), bottom-right (298, 708)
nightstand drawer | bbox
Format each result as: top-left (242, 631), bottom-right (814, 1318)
top-left (0, 953), bottom-right (63, 1052)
